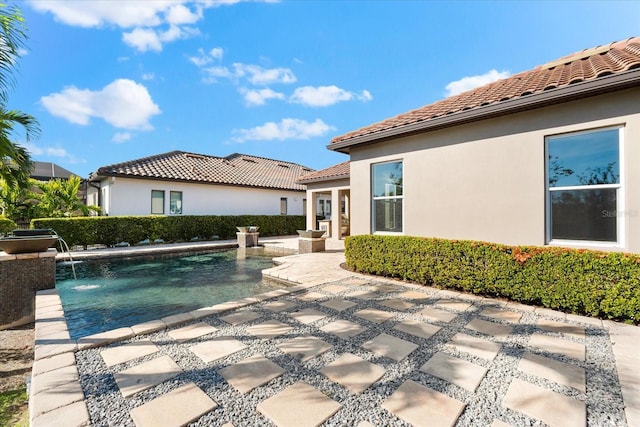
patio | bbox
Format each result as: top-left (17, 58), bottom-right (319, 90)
top-left (29, 241), bottom-right (640, 427)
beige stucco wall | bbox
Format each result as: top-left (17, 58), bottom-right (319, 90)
top-left (348, 87), bottom-right (640, 253)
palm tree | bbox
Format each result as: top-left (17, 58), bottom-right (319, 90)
top-left (0, 4), bottom-right (39, 189)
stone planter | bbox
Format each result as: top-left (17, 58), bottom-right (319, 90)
top-left (0, 236), bottom-right (58, 255)
top-left (236, 226), bottom-right (260, 233)
top-left (296, 230), bottom-right (326, 238)
top-left (297, 230), bottom-right (326, 253)
top-left (236, 226), bottom-right (260, 248)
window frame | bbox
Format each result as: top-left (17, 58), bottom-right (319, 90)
top-left (371, 159), bottom-right (404, 234)
top-left (151, 190), bottom-right (165, 215)
top-left (280, 197), bottom-right (287, 215)
top-left (169, 191), bottom-right (183, 215)
top-left (545, 126), bottom-right (624, 248)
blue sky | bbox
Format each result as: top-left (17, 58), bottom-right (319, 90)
top-left (11, 1), bottom-right (640, 177)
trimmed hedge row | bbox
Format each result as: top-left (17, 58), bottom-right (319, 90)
top-left (345, 235), bottom-right (640, 323)
top-left (32, 215), bottom-right (305, 248)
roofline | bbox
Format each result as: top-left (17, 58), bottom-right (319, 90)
top-left (90, 173), bottom-right (307, 192)
top-left (328, 68), bottom-right (640, 153)
top-left (297, 173), bottom-right (350, 185)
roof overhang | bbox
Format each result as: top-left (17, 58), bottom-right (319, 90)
top-left (328, 68), bottom-right (640, 153)
top-left (296, 173), bottom-right (350, 185)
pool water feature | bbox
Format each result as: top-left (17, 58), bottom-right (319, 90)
top-left (56, 249), bottom-right (281, 339)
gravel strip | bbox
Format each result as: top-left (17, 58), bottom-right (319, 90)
top-left (75, 278), bottom-right (627, 427)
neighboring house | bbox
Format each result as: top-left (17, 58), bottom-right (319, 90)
top-left (87, 151), bottom-right (313, 216)
top-left (328, 37), bottom-right (640, 253)
top-left (31, 161), bottom-right (76, 181)
top-left (298, 161), bottom-right (350, 239)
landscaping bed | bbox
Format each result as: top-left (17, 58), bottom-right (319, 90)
top-left (345, 235), bottom-right (640, 324)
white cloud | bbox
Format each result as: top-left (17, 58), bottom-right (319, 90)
top-left (26, 142), bottom-right (83, 164)
top-left (142, 72), bottom-right (155, 81)
top-left (40, 79), bottom-right (161, 130)
top-left (112, 132), bottom-right (132, 143)
top-left (240, 88), bottom-right (285, 106)
top-left (201, 62), bottom-right (296, 85)
top-left (188, 46), bottom-right (223, 67)
top-left (27, 1), bottom-right (268, 52)
top-left (17, 48), bottom-right (28, 57)
top-left (232, 118), bottom-right (334, 143)
top-left (122, 25), bottom-right (198, 52)
top-left (290, 85), bottom-right (372, 107)
top-left (444, 69), bottom-right (510, 97)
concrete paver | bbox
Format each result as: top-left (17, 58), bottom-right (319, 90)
top-left (100, 339), bottom-right (159, 367)
top-left (189, 337), bottom-right (248, 363)
top-left (31, 400), bottom-right (90, 427)
top-left (419, 306), bottom-right (458, 323)
top-left (447, 333), bottom-right (501, 361)
top-left (362, 333), bottom-right (418, 361)
top-left (528, 333), bottom-right (585, 361)
top-left (465, 318), bottom-right (514, 338)
top-left (503, 378), bottom-right (585, 427)
top-left (129, 382), bottom-right (217, 427)
top-left (296, 291), bottom-right (326, 302)
top-left (393, 319), bottom-right (441, 340)
top-left (246, 320), bottom-right (293, 339)
top-left (537, 318), bottom-right (586, 340)
top-left (320, 319), bottom-right (367, 339)
top-left (31, 364), bottom-right (78, 395)
top-left (480, 307), bottom-right (522, 323)
top-left (277, 335), bottom-right (332, 362)
top-left (322, 284), bottom-right (349, 294)
top-left (397, 290), bottom-right (431, 300)
top-left (320, 353), bottom-right (386, 394)
top-left (320, 298), bottom-right (357, 312)
top-left (167, 322), bottom-right (218, 343)
top-left (220, 310), bottom-right (261, 325)
top-left (289, 308), bottom-right (328, 324)
top-left (31, 351), bottom-right (75, 376)
top-left (114, 355), bottom-right (182, 398)
top-left (378, 298), bottom-right (414, 311)
top-left (420, 351), bottom-right (488, 392)
top-left (518, 351), bottom-right (586, 392)
top-left (354, 308), bottom-right (394, 324)
top-left (257, 381), bottom-right (341, 427)
top-left (219, 354), bottom-right (285, 393)
top-left (436, 298), bottom-right (473, 312)
top-left (382, 379), bottom-right (465, 427)
top-left (263, 300), bottom-right (298, 313)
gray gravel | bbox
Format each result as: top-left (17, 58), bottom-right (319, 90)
top-left (75, 278), bottom-right (627, 426)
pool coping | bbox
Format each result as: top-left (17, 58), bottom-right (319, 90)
top-left (30, 252), bottom-right (640, 427)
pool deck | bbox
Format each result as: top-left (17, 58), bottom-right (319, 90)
top-left (31, 237), bottom-right (640, 426)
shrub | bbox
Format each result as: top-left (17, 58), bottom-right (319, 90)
top-left (32, 215), bottom-right (305, 248)
top-left (345, 235), bottom-right (640, 324)
top-left (0, 216), bottom-right (16, 234)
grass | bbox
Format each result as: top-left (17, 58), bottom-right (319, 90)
top-left (0, 386), bottom-right (29, 427)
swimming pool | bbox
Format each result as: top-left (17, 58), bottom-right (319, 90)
top-left (56, 249), bottom-right (282, 339)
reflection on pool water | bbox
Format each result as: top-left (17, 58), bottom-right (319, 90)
top-left (56, 249), bottom-right (281, 339)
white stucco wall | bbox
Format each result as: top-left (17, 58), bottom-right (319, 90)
top-left (348, 87), bottom-right (640, 253)
top-left (97, 177), bottom-right (306, 216)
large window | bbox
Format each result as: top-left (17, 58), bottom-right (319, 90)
top-left (546, 127), bottom-right (622, 244)
top-left (170, 191), bottom-right (182, 214)
top-left (372, 161), bottom-right (403, 233)
top-left (151, 190), bottom-right (165, 214)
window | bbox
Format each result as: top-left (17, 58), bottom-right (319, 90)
top-left (170, 191), bottom-right (182, 214)
top-left (325, 200), bottom-right (332, 216)
top-left (372, 161), bottom-right (403, 233)
top-left (546, 127), bottom-right (622, 244)
top-left (280, 197), bottom-right (287, 215)
top-left (319, 199), bottom-right (325, 216)
top-left (302, 198), bottom-right (307, 216)
top-left (151, 190), bottom-right (165, 214)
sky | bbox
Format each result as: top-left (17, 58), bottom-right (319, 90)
top-left (9, 0), bottom-right (640, 178)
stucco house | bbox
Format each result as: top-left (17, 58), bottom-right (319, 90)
top-left (327, 37), bottom-right (640, 253)
top-left (87, 151), bottom-right (312, 216)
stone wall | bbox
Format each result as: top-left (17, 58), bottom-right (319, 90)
top-left (0, 249), bottom-right (56, 329)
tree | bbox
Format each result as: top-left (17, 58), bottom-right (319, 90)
top-left (32, 176), bottom-right (100, 218)
top-left (0, 4), bottom-right (39, 189)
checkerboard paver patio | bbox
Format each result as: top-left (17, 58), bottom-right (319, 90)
top-left (32, 247), bottom-right (640, 427)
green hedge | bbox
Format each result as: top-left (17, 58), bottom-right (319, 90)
top-left (0, 216), bottom-right (16, 234)
top-left (345, 235), bottom-right (640, 323)
top-left (32, 215), bottom-right (305, 248)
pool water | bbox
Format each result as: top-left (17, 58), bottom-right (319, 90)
top-left (56, 249), bottom-right (281, 339)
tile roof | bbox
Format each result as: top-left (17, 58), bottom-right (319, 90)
top-left (31, 162), bottom-right (77, 181)
top-left (331, 37), bottom-right (640, 148)
top-left (93, 151), bottom-right (314, 191)
top-left (296, 161), bottom-right (350, 184)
